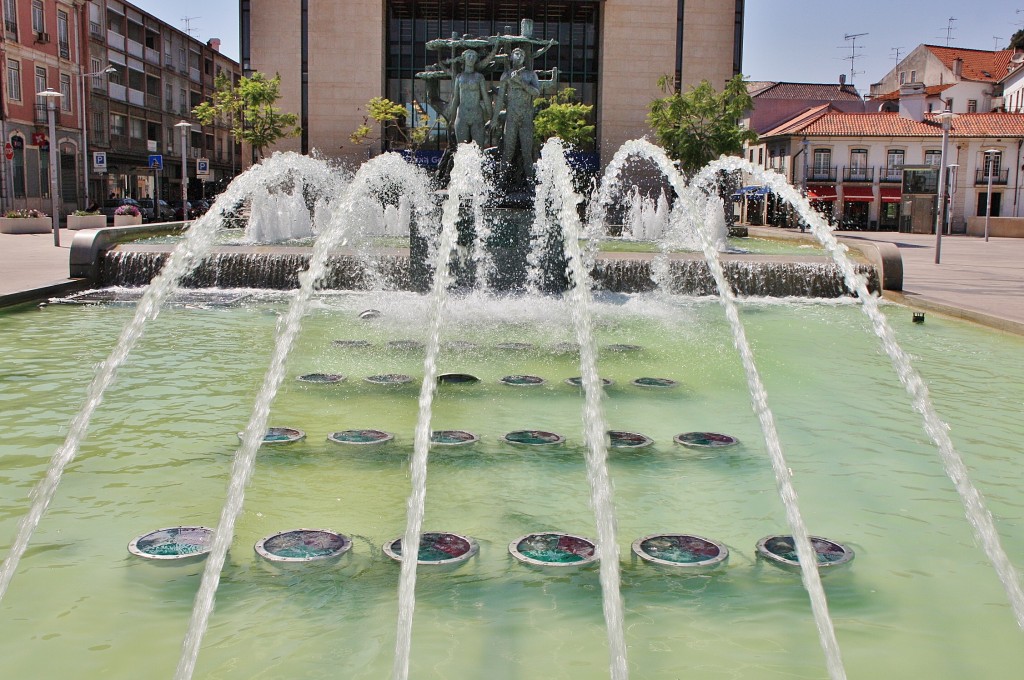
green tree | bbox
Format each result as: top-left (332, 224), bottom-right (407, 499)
top-left (349, 97), bottom-right (429, 151)
top-left (192, 71), bottom-right (301, 160)
top-left (646, 74), bottom-right (757, 174)
top-left (533, 87), bottom-right (595, 149)
top-left (1009, 29), bottom-right (1024, 51)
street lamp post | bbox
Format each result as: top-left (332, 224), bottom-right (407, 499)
top-left (37, 89), bottom-right (63, 246)
top-left (983, 148), bottom-right (999, 242)
top-left (175, 121), bottom-right (191, 222)
top-left (933, 108), bottom-right (955, 264)
top-left (77, 65), bottom-right (117, 210)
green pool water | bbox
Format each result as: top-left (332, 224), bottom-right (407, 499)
top-left (0, 291), bottom-right (1021, 679)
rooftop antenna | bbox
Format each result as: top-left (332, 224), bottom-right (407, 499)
top-left (890, 46), bottom-right (905, 64)
top-left (994, 36), bottom-right (1003, 51)
top-left (840, 32), bottom-right (868, 86)
top-left (940, 17), bottom-right (957, 47)
top-left (181, 15), bottom-right (201, 39)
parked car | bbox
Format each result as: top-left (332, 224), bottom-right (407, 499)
top-left (138, 198), bottom-right (172, 222)
top-left (191, 199), bottom-right (210, 216)
top-left (99, 198), bottom-right (142, 223)
top-left (169, 201), bottom-right (196, 220)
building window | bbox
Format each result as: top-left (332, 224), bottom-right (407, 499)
top-left (165, 82), bottom-right (173, 111)
top-left (7, 59), bottom-right (21, 101)
top-left (983, 151), bottom-right (1002, 178)
top-left (59, 73), bottom-right (71, 111)
top-left (90, 57), bottom-right (103, 86)
top-left (110, 113), bottom-right (126, 136)
top-left (924, 150), bottom-right (942, 166)
top-left (967, 99), bottom-right (977, 113)
top-left (812, 149), bottom-right (832, 179)
top-left (885, 149), bottom-right (905, 181)
top-left (57, 10), bottom-right (69, 58)
top-left (946, 98), bottom-right (953, 110)
top-left (849, 148), bottom-right (868, 180)
top-left (11, 140), bottom-right (25, 197)
top-left (34, 65), bottom-right (46, 95)
top-left (31, 0), bottom-right (43, 34)
top-left (130, 118), bottom-right (144, 140)
top-left (910, 70), bottom-right (917, 82)
top-left (899, 71), bottom-right (905, 85)
top-left (4, 0), bottom-right (18, 37)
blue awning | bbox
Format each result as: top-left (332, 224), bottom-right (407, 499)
top-left (732, 186), bottom-right (770, 197)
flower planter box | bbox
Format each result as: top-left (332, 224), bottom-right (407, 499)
top-left (0, 216), bottom-right (51, 234)
top-left (67, 214), bottom-right (107, 230)
top-left (113, 214), bottom-right (143, 227)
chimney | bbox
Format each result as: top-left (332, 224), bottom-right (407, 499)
top-left (952, 57), bottom-right (963, 79)
top-left (839, 73), bottom-right (846, 85)
top-left (899, 82), bottom-right (926, 122)
top-left (207, 38), bottom-right (221, 52)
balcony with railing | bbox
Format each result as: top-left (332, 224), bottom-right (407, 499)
top-left (145, 47), bottom-right (161, 64)
top-left (808, 165), bottom-right (837, 182)
top-left (89, 21), bottom-right (102, 38)
top-left (108, 82), bottom-right (127, 101)
top-left (34, 105), bottom-right (63, 125)
top-left (128, 88), bottom-right (145, 107)
top-left (5, 19), bottom-right (17, 40)
top-left (59, 40), bottom-right (70, 59)
top-left (842, 166), bottom-right (874, 182)
top-left (127, 39), bottom-right (144, 59)
top-left (107, 29), bottom-right (125, 51)
top-left (975, 168), bottom-right (1009, 185)
top-left (879, 166), bottom-right (904, 183)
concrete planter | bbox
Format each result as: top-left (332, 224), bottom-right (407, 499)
top-left (67, 214), bottom-right (107, 230)
top-left (0, 216), bottom-right (51, 234)
top-left (113, 214), bottom-right (143, 227)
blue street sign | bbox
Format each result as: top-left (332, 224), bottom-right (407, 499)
top-left (196, 158), bottom-right (210, 176)
top-left (148, 154), bottom-right (163, 170)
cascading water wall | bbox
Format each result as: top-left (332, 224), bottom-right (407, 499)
top-left (697, 156), bottom-right (1024, 631)
top-left (0, 151), bottom-right (338, 606)
top-left (392, 143), bottom-right (488, 680)
top-left (173, 152), bottom-right (432, 680)
top-left (534, 137), bottom-right (629, 680)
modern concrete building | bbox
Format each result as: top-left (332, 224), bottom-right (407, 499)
top-left (241, 0), bottom-right (744, 167)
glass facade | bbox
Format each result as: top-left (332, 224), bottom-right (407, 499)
top-left (386, 0), bottom-right (600, 150)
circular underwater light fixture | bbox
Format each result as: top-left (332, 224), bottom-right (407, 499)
top-left (755, 535), bottom-right (854, 571)
top-left (387, 339), bottom-right (424, 351)
top-left (551, 342), bottom-right (580, 354)
top-left (605, 343), bottom-right (643, 352)
top-left (430, 430), bottom-right (479, 446)
top-left (332, 339), bottom-right (372, 349)
top-left (509, 532), bottom-right (598, 567)
top-left (358, 309), bottom-right (381, 320)
top-left (608, 430), bottom-right (654, 449)
top-left (297, 373), bottom-right (346, 384)
top-left (503, 430), bottom-right (565, 446)
top-left (437, 373), bottom-right (479, 385)
top-left (364, 373), bottom-right (414, 385)
top-left (328, 429), bottom-right (394, 445)
top-left (631, 377), bottom-right (678, 388)
top-left (128, 526), bottom-right (214, 561)
top-left (443, 340), bottom-right (478, 351)
top-left (239, 427), bottom-right (306, 444)
top-left (255, 529), bottom-right (352, 563)
top-left (500, 374), bottom-right (546, 386)
top-left (673, 432), bottom-right (738, 448)
top-left (631, 533), bottom-right (729, 570)
top-left (496, 341), bottom-right (535, 351)
top-left (382, 532), bottom-right (479, 565)
top-left (565, 376), bottom-right (614, 388)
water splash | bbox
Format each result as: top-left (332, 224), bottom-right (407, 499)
top-left (392, 143), bottom-right (488, 680)
top-left (700, 156), bottom-right (1024, 630)
top-left (173, 153), bottom-right (433, 680)
top-left (535, 137), bottom-right (629, 680)
top-left (0, 152), bottom-right (327, 605)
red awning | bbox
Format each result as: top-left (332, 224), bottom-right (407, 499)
top-left (806, 184), bottom-right (837, 201)
top-left (880, 188), bottom-right (902, 203)
top-left (842, 186), bottom-right (874, 202)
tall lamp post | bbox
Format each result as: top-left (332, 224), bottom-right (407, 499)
top-left (175, 120), bottom-right (191, 222)
top-left (983, 148), bottom-right (999, 242)
top-left (933, 108), bottom-right (955, 264)
top-left (37, 89), bottom-right (64, 246)
top-left (77, 65), bottom-right (117, 211)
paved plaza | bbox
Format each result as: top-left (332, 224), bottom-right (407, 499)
top-left (1, 226), bottom-right (1022, 334)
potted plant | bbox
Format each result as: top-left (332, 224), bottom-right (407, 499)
top-left (0, 208), bottom-right (51, 234)
top-left (113, 203), bottom-right (143, 226)
top-left (67, 209), bottom-right (106, 230)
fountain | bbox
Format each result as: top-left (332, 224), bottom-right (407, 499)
top-left (0, 87), bottom-right (1022, 678)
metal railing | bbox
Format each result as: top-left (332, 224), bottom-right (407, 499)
top-left (33, 104), bottom-right (62, 125)
top-left (975, 168), bottom-right (1009, 185)
top-left (879, 167), bottom-right (904, 183)
top-left (842, 166), bottom-right (874, 182)
top-left (808, 165), bottom-right (837, 182)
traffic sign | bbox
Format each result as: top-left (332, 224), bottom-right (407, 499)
top-left (148, 154), bottom-right (163, 170)
top-left (93, 151), bottom-right (107, 171)
top-left (196, 158), bottom-right (210, 177)
top-left (4, 142), bottom-right (12, 160)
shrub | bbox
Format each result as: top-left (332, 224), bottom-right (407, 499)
top-left (4, 209), bottom-right (46, 218)
top-left (114, 204), bottom-right (141, 216)
top-left (73, 209), bottom-right (100, 216)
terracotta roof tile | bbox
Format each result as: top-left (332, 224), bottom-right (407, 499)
top-left (924, 45), bottom-right (1020, 82)
top-left (762, 112), bottom-right (1024, 138)
top-left (872, 83), bottom-right (954, 101)
top-left (752, 82), bottom-right (863, 101)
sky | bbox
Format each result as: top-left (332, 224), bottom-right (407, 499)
top-left (129, 0), bottom-right (1021, 93)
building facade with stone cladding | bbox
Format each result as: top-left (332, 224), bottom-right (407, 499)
top-left (241, 0), bottom-right (743, 167)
